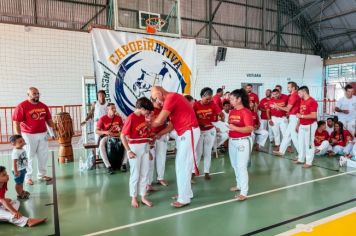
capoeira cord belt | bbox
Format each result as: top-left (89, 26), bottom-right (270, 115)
top-left (190, 128), bottom-right (200, 176)
top-left (127, 138), bottom-right (153, 141)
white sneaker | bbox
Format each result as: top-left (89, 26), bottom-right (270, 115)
top-left (339, 156), bottom-right (347, 167)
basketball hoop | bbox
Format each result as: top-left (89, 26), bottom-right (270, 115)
top-left (145, 17), bottom-right (166, 34)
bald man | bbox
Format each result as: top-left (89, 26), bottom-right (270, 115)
top-left (150, 86), bottom-right (200, 208)
top-left (12, 87), bottom-right (54, 185)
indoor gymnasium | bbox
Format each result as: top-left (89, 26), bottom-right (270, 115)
top-left (0, 0), bottom-right (356, 235)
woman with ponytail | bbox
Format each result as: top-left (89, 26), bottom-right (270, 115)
top-left (228, 89), bottom-right (254, 201)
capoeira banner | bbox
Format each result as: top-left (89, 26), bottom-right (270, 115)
top-left (91, 29), bottom-right (196, 117)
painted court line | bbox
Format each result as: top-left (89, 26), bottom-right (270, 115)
top-left (83, 169), bottom-right (356, 236)
top-left (196, 171), bottom-right (225, 177)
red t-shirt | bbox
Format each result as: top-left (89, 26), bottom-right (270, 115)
top-left (212, 94), bottom-right (223, 110)
top-left (121, 112), bottom-right (150, 144)
top-left (314, 130), bottom-right (329, 146)
top-left (259, 97), bottom-right (271, 120)
top-left (193, 101), bottom-right (221, 131)
top-left (251, 111), bottom-right (259, 127)
top-left (299, 97), bottom-right (318, 125)
top-left (331, 130), bottom-right (352, 147)
top-left (268, 97), bottom-right (288, 117)
top-left (12, 100), bottom-right (52, 134)
top-left (151, 107), bottom-right (167, 134)
top-left (97, 114), bottom-right (123, 133)
top-left (0, 182), bottom-right (7, 199)
top-left (280, 94), bottom-right (289, 101)
top-left (228, 108), bottom-right (253, 138)
top-left (288, 91), bottom-right (301, 115)
top-left (248, 92), bottom-right (259, 105)
top-left (162, 93), bottom-right (198, 136)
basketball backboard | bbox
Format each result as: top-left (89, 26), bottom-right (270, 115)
top-left (113, 0), bottom-right (181, 38)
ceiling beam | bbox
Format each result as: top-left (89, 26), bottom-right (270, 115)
top-left (320, 30), bottom-right (356, 41)
top-left (310, 8), bottom-right (356, 26)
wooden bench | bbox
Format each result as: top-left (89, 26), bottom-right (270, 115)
top-left (83, 143), bottom-right (104, 169)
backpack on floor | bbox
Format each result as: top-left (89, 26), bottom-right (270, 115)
top-left (106, 137), bottom-right (125, 170)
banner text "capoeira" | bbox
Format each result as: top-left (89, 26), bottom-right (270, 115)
top-left (108, 39), bottom-right (183, 70)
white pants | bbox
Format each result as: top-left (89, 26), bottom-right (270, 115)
top-left (352, 144), bottom-right (356, 157)
top-left (271, 116), bottom-right (288, 146)
top-left (229, 137), bottom-right (252, 196)
top-left (196, 128), bottom-right (216, 174)
top-left (175, 127), bottom-right (200, 204)
top-left (22, 132), bottom-right (49, 180)
top-left (279, 115), bottom-right (299, 154)
top-left (94, 121), bottom-right (100, 155)
top-left (128, 143), bottom-right (150, 197)
top-left (99, 136), bottom-right (111, 168)
top-left (315, 140), bottom-right (330, 156)
top-left (339, 119), bottom-right (355, 137)
top-left (0, 200), bottom-right (28, 227)
top-left (251, 128), bottom-right (269, 147)
top-left (260, 119), bottom-right (274, 142)
top-left (297, 122), bottom-right (317, 165)
top-left (148, 134), bottom-right (168, 184)
top-left (334, 143), bottom-right (354, 155)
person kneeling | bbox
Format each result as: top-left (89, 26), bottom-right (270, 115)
top-left (314, 121), bottom-right (330, 156)
top-left (0, 166), bottom-right (46, 227)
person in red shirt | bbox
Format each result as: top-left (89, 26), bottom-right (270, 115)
top-left (222, 91), bottom-right (230, 104)
top-left (314, 121), bottom-right (330, 156)
top-left (0, 166), bottom-right (46, 227)
top-left (275, 84), bottom-right (289, 101)
top-left (294, 86), bottom-right (318, 168)
top-left (273, 82), bottom-right (301, 156)
top-left (329, 121), bottom-right (353, 156)
top-left (228, 89), bottom-right (254, 201)
top-left (12, 87), bottom-right (54, 185)
top-left (259, 89), bottom-right (273, 142)
top-left (245, 84), bottom-right (259, 112)
top-left (96, 103), bottom-right (124, 174)
top-left (267, 89), bottom-right (288, 148)
top-left (212, 88), bottom-right (224, 110)
top-left (249, 102), bottom-right (268, 150)
top-left (193, 87), bottom-right (223, 181)
top-left (150, 86), bottom-right (200, 208)
top-left (120, 97), bottom-right (154, 208)
top-left (184, 94), bottom-right (196, 107)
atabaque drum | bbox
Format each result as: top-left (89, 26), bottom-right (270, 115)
top-left (53, 112), bottom-right (74, 163)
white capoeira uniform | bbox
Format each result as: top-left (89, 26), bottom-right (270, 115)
top-left (214, 110), bottom-right (229, 151)
top-left (297, 97), bottom-right (318, 165)
top-left (331, 130), bottom-right (353, 155)
top-left (196, 128), bottom-right (216, 174)
top-left (279, 92), bottom-right (300, 154)
top-left (251, 128), bottom-right (269, 147)
top-left (160, 92), bottom-right (200, 204)
top-left (176, 127), bottom-right (200, 203)
top-left (148, 134), bottom-right (169, 184)
top-left (260, 119), bottom-right (274, 142)
top-left (259, 97), bottom-right (273, 142)
top-left (228, 107), bottom-right (254, 197)
top-left (270, 116), bottom-right (288, 146)
top-left (336, 95), bottom-right (356, 136)
top-left (128, 142), bottom-right (150, 197)
top-left (93, 101), bottom-right (108, 143)
top-left (315, 141), bottom-right (330, 156)
top-left (0, 199), bottom-right (28, 227)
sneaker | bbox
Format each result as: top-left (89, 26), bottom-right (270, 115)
top-left (339, 156), bottom-right (347, 167)
top-left (107, 167), bottom-right (114, 175)
top-left (121, 164), bottom-right (127, 172)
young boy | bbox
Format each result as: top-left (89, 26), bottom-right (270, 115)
top-left (10, 135), bottom-right (30, 199)
top-left (0, 166), bottom-right (46, 227)
top-left (120, 97), bottom-right (155, 208)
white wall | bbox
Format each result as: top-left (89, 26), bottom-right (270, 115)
top-left (194, 45), bottom-right (323, 100)
top-left (0, 23), bottom-right (323, 107)
top-left (0, 23), bottom-right (93, 106)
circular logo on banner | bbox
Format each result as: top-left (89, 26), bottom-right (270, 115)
top-left (111, 38), bottom-right (192, 116)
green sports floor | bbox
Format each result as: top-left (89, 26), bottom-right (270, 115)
top-left (1, 144), bottom-right (356, 236)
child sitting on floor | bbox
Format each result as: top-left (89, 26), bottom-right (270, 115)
top-left (0, 166), bottom-right (46, 227)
